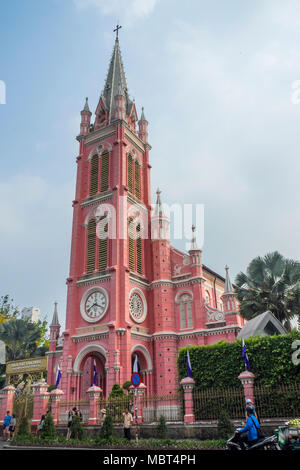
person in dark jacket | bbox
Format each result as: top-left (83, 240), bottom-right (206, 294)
top-left (235, 406), bottom-right (261, 449)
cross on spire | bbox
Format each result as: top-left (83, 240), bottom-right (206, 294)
top-left (114, 24), bottom-right (122, 38)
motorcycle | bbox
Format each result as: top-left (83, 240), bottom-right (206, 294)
top-left (226, 432), bottom-right (279, 450)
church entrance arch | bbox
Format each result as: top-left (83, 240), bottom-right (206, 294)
top-left (73, 345), bottom-right (107, 398)
top-left (131, 344), bottom-right (153, 394)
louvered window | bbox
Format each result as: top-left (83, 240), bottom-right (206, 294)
top-left (135, 161), bottom-right (141, 199)
top-left (127, 155), bottom-right (133, 193)
top-left (100, 151), bottom-right (109, 192)
top-left (86, 219), bottom-right (96, 273)
top-left (136, 224), bottom-right (143, 275)
top-left (90, 154), bottom-right (99, 196)
top-left (98, 217), bottom-right (108, 271)
top-left (128, 218), bottom-right (135, 271)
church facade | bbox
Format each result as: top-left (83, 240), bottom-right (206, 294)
top-left (47, 36), bottom-right (244, 399)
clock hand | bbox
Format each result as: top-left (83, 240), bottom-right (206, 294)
top-left (87, 303), bottom-right (96, 312)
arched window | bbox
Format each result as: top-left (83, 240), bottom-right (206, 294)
top-left (100, 151), bottom-right (109, 192)
top-left (98, 216), bottom-right (108, 271)
top-left (86, 219), bottom-right (96, 273)
top-left (136, 224), bottom-right (142, 275)
top-left (128, 219), bottom-right (143, 275)
top-left (179, 294), bottom-right (193, 329)
top-left (89, 154), bottom-right (99, 196)
top-left (135, 161), bottom-right (141, 199)
top-left (205, 290), bottom-right (211, 305)
top-left (127, 155), bottom-right (133, 193)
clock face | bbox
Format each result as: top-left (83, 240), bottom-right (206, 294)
top-left (80, 287), bottom-right (109, 323)
top-left (85, 291), bottom-right (107, 320)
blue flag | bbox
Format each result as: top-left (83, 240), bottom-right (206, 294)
top-left (55, 365), bottom-right (62, 389)
top-left (242, 339), bottom-right (251, 371)
top-left (93, 360), bottom-right (98, 386)
top-left (187, 350), bottom-right (193, 378)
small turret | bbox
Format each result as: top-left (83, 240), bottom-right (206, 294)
top-left (189, 225), bottom-right (203, 277)
top-left (221, 265), bottom-right (237, 314)
top-left (80, 97), bottom-right (92, 135)
top-left (49, 302), bottom-right (61, 352)
top-left (151, 188), bottom-right (170, 241)
top-left (138, 107), bottom-right (148, 143)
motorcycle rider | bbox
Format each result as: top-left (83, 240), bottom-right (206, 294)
top-left (235, 406), bottom-right (262, 449)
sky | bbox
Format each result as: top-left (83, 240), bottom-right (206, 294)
top-left (1, 0), bottom-right (300, 328)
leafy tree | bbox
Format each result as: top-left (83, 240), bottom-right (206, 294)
top-left (17, 416), bottom-right (31, 437)
top-left (100, 414), bottom-right (114, 439)
top-left (40, 412), bottom-right (57, 440)
top-left (0, 295), bottom-right (19, 323)
top-left (70, 414), bottom-right (85, 440)
top-left (235, 251), bottom-right (300, 330)
top-left (122, 381), bottom-right (132, 394)
top-left (156, 415), bottom-right (168, 439)
top-left (217, 411), bottom-right (234, 439)
top-left (109, 383), bottom-right (126, 398)
top-left (0, 318), bottom-right (49, 361)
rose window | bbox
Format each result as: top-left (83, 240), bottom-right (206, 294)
top-left (129, 293), bottom-right (144, 321)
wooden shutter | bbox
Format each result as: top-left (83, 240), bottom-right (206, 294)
top-left (135, 161), bottom-right (141, 199)
top-left (100, 151), bottom-right (109, 192)
top-left (86, 219), bottom-right (96, 273)
top-left (179, 302), bottom-right (185, 329)
top-left (128, 218), bottom-right (135, 271)
top-left (90, 155), bottom-right (99, 196)
top-left (136, 224), bottom-right (142, 275)
top-left (127, 155), bottom-right (133, 193)
top-left (98, 217), bottom-right (108, 271)
top-left (186, 301), bottom-right (193, 328)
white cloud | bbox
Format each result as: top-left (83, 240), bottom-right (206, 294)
top-left (73, 0), bottom-right (159, 25)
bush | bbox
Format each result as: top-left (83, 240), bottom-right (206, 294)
top-left (156, 415), bottom-right (168, 439)
top-left (100, 414), bottom-right (114, 440)
top-left (217, 411), bottom-right (234, 439)
top-left (122, 381), bottom-right (132, 393)
top-left (17, 416), bottom-right (30, 437)
top-left (70, 415), bottom-right (85, 440)
top-left (109, 383), bottom-right (126, 398)
top-left (178, 331), bottom-right (300, 389)
top-left (40, 412), bottom-right (57, 440)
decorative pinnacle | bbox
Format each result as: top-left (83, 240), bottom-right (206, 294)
top-left (190, 225), bottom-right (199, 250)
top-left (82, 97), bottom-right (91, 113)
top-left (224, 265), bottom-right (233, 293)
top-left (51, 301), bottom-right (60, 326)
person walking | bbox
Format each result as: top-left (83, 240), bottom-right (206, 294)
top-left (123, 408), bottom-right (133, 441)
top-left (9, 414), bottom-right (16, 440)
top-left (66, 409), bottom-right (74, 440)
top-left (100, 408), bottom-right (106, 427)
top-left (36, 414), bottom-right (45, 438)
top-left (3, 411), bottom-right (12, 441)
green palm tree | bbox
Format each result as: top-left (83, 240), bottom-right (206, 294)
top-left (0, 319), bottom-right (42, 361)
top-left (235, 251), bottom-right (300, 331)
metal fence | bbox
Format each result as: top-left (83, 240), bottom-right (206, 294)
top-left (193, 387), bottom-right (245, 420)
top-left (255, 383), bottom-right (300, 419)
top-left (58, 399), bottom-right (90, 425)
top-left (98, 396), bottom-right (133, 424)
top-left (141, 392), bottom-right (184, 423)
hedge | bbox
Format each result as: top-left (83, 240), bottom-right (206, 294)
top-left (178, 330), bottom-right (300, 389)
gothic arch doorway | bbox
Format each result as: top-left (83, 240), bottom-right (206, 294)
top-left (73, 345), bottom-right (107, 398)
top-left (131, 344), bottom-right (153, 394)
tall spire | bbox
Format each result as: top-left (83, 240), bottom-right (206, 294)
top-left (224, 265), bottom-right (233, 292)
top-left (82, 97), bottom-right (90, 113)
top-left (51, 301), bottom-right (60, 326)
top-left (102, 36), bottom-right (133, 123)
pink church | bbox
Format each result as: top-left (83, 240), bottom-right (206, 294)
top-left (47, 36), bottom-right (244, 399)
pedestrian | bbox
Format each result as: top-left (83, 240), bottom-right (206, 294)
top-left (9, 414), bottom-right (16, 440)
top-left (235, 406), bottom-right (262, 449)
top-left (3, 411), bottom-right (12, 441)
top-left (245, 399), bottom-right (259, 421)
top-left (66, 409), bottom-right (74, 440)
top-left (123, 408), bottom-right (133, 441)
top-left (100, 408), bottom-right (106, 427)
top-left (36, 414), bottom-right (45, 438)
